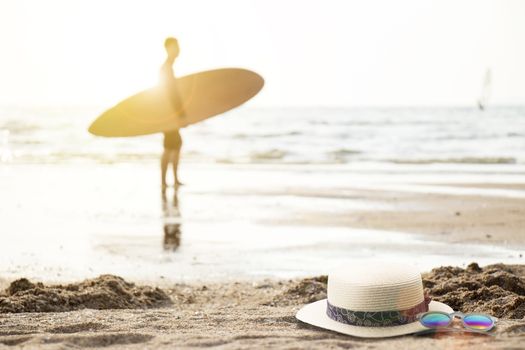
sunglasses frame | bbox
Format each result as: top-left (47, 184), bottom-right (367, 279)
top-left (417, 311), bottom-right (498, 332)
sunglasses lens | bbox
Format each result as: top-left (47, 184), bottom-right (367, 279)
top-left (463, 314), bottom-right (494, 331)
top-left (420, 313), bottom-right (451, 328)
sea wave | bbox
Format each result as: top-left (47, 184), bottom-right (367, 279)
top-left (0, 121), bottom-right (41, 134)
top-left (233, 131), bottom-right (302, 139)
top-left (12, 152), bottom-right (160, 164)
top-left (330, 148), bottom-right (362, 156)
top-left (249, 149), bottom-right (288, 161)
top-left (387, 157), bottom-right (517, 165)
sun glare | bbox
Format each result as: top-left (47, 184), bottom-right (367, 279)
top-left (0, 0), bottom-right (525, 106)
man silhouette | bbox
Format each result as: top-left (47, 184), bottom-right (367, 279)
top-left (160, 37), bottom-right (183, 191)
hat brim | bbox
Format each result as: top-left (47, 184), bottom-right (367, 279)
top-left (296, 299), bottom-right (453, 338)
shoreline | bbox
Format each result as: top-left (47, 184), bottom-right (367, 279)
top-left (0, 162), bottom-right (524, 284)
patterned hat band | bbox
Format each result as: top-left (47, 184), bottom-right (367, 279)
top-left (326, 294), bottom-right (431, 327)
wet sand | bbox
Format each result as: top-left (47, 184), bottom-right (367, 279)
top-left (267, 184), bottom-right (525, 245)
top-left (1, 263), bottom-right (525, 349)
top-left (1, 163), bottom-right (524, 283)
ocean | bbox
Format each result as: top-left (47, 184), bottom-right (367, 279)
top-left (1, 105), bottom-right (524, 166)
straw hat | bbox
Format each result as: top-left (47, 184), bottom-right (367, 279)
top-left (296, 262), bottom-right (453, 338)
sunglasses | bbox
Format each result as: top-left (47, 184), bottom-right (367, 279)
top-left (418, 311), bottom-right (497, 332)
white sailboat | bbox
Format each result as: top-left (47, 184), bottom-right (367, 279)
top-left (477, 68), bottom-right (492, 110)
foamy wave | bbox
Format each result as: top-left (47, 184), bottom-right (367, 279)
top-left (330, 149), bottom-right (361, 156)
top-left (249, 149), bottom-right (288, 161)
top-left (388, 157), bottom-right (517, 165)
top-left (0, 121), bottom-right (41, 133)
top-left (233, 131), bottom-right (301, 139)
top-left (14, 152), bottom-right (160, 164)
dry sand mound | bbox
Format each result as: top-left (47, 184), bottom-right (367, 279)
top-left (0, 274), bottom-right (172, 313)
top-left (265, 276), bottom-right (327, 307)
top-left (269, 263), bottom-right (525, 319)
top-left (423, 262), bottom-right (525, 319)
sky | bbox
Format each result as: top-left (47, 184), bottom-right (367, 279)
top-left (0, 0), bottom-right (524, 107)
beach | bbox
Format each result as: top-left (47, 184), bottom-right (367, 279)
top-left (1, 163), bottom-right (525, 349)
top-left (1, 263), bottom-right (525, 349)
top-left (1, 106), bottom-right (525, 348)
top-left (2, 0), bottom-right (525, 346)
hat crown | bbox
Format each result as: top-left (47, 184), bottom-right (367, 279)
top-left (327, 262), bottom-right (424, 312)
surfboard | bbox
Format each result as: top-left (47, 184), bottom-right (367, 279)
top-left (88, 68), bottom-right (264, 137)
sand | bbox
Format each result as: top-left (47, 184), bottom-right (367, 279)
top-left (265, 185), bottom-right (525, 245)
top-left (0, 275), bottom-right (171, 313)
top-left (1, 181), bottom-right (524, 348)
top-left (424, 263), bottom-right (525, 319)
top-left (1, 263), bottom-right (525, 349)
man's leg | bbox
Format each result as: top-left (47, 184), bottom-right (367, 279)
top-left (172, 147), bottom-right (182, 186)
top-left (161, 149), bottom-right (170, 190)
